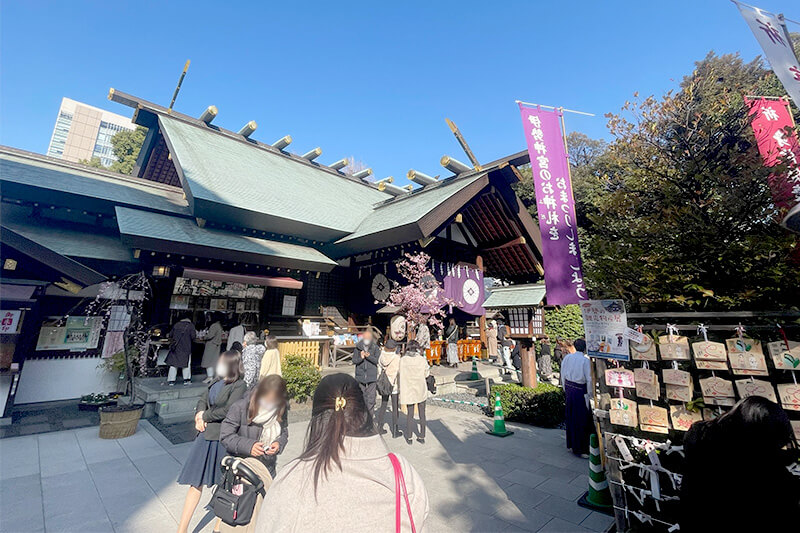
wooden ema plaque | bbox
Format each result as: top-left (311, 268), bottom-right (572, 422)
top-left (630, 334), bottom-right (658, 361)
top-left (766, 340), bottom-right (800, 371)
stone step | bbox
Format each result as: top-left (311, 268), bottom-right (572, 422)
top-left (134, 376), bottom-right (208, 403)
top-left (154, 396), bottom-right (199, 416)
top-left (157, 411), bottom-right (197, 424)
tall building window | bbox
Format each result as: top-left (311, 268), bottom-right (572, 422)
top-left (47, 111), bottom-right (73, 158)
top-left (93, 121), bottom-right (126, 167)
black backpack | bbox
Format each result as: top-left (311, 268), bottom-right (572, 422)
top-left (211, 458), bottom-right (266, 526)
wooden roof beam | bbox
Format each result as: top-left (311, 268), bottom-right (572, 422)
top-left (301, 147), bottom-right (322, 161)
top-left (199, 106), bottom-right (218, 125)
top-left (272, 135), bottom-right (292, 150)
top-left (407, 169), bottom-right (438, 187)
top-left (351, 168), bottom-right (373, 181)
top-left (329, 158), bottom-right (348, 171)
top-left (237, 121), bottom-right (257, 138)
top-left (483, 236), bottom-right (526, 252)
top-left (378, 181), bottom-right (412, 196)
top-left (440, 155), bottom-right (472, 175)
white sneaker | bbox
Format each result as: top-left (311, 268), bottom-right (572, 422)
top-left (203, 377), bottom-right (213, 384)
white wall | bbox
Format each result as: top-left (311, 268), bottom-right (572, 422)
top-left (15, 358), bottom-right (120, 404)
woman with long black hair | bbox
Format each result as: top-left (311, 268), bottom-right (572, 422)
top-left (256, 374), bottom-right (429, 532)
top-left (680, 396), bottom-right (799, 532)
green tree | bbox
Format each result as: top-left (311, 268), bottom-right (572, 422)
top-left (587, 51), bottom-right (799, 310)
top-left (109, 126), bottom-right (147, 174)
top-left (514, 48), bottom-right (800, 311)
top-left (79, 156), bottom-right (106, 168)
top-left (77, 126), bottom-right (147, 174)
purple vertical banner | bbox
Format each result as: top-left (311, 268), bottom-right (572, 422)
top-left (518, 104), bottom-right (587, 305)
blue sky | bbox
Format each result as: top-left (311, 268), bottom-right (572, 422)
top-left (1, 1), bottom-right (797, 185)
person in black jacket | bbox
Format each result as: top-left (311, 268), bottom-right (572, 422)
top-left (352, 328), bottom-right (381, 413)
top-left (510, 339), bottom-right (522, 372)
top-left (220, 374), bottom-right (289, 479)
top-left (165, 313), bottom-right (196, 386)
top-left (176, 350), bottom-right (246, 533)
top-left (680, 396), bottom-right (799, 532)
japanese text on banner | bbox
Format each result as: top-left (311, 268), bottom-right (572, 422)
top-left (518, 104), bottom-right (586, 305)
top-left (744, 96), bottom-right (800, 214)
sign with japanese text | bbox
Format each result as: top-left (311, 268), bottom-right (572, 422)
top-left (744, 96), bottom-right (800, 215)
top-left (518, 105), bottom-right (586, 305)
top-left (736, 2), bottom-right (800, 109)
top-left (0, 310), bottom-right (21, 334)
top-left (580, 299), bottom-right (629, 361)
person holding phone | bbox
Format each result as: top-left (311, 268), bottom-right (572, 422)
top-left (352, 328), bottom-right (381, 414)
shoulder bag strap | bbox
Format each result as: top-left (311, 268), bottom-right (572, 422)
top-left (388, 453), bottom-right (416, 533)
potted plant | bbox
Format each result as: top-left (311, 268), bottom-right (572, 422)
top-left (78, 392), bottom-right (117, 411)
top-left (84, 273), bottom-right (152, 439)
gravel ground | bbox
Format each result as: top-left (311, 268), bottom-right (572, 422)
top-left (429, 392), bottom-right (490, 415)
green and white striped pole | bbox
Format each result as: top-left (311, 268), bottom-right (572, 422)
top-left (485, 393), bottom-right (514, 437)
top-left (429, 397), bottom-right (488, 408)
top-left (578, 433), bottom-right (613, 513)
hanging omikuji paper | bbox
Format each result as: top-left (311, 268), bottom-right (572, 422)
top-left (743, 96), bottom-right (800, 217)
top-left (735, 2), bottom-right (800, 109)
top-left (518, 104), bottom-right (586, 305)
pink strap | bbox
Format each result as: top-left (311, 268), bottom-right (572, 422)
top-left (388, 453), bottom-right (416, 533)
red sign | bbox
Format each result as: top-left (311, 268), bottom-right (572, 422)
top-left (744, 96), bottom-right (800, 215)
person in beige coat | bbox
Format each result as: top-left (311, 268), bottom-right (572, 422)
top-left (377, 339), bottom-right (401, 438)
top-left (399, 340), bottom-right (430, 445)
top-left (256, 374), bottom-right (428, 533)
top-left (258, 335), bottom-right (282, 379)
top-left (487, 320), bottom-right (499, 361)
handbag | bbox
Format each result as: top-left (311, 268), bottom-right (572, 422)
top-left (377, 370), bottom-right (393, 396)
top-left (425, 375), bottom-right (436, 395)
top-left (211, 458), bottom-right (265, 526)
top-left (388, 453), bottom-right (416, 533)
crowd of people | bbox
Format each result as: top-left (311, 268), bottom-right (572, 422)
top-left (353, 329), bottom-right (432, 445)
top-left (164, 315), bottom-right (798, 532)
top-left (167, 320), bottom-right (430, 533)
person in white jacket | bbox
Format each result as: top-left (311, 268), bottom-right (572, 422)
top-left (256, 374), bottom-right (428, 533)
top-left (377, 339), bottom-right (401, 438)
top-left (399, 340), bottom-right (431, 445)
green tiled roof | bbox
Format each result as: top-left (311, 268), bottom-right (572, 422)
top-left (336, 173), bottom-right (486, 245)
top-left (159, 116), bottom-right (392, 237)
top-left (2, 214), bottom-right (134, 263)
top-left (483, 284), bottom-right (546, 309)
top-left (0, 149), bottom-right (189, 216)
top-left (115, 206), bottom-right (337, 271)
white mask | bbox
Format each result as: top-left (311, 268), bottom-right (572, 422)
top-left (259, 399), bottom-right (277, 411)
top-left (215, 362), bottom-right (227, 378)
top-left (363, 338), bottom-right (371, 345)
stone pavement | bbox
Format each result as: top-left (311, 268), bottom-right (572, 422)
top-left (0, 404), bottom-right (613, 533)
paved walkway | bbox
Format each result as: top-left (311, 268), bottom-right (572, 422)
top-left (0, 405), bottom-right (613, 533)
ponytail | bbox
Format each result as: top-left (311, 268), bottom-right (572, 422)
top-left (298, 374), bottom-right (375, 495)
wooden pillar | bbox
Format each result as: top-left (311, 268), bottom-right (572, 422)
top-left (521, 346), bottom-right (538, 388)
top-left (476, 255), bottom-right (487, 359)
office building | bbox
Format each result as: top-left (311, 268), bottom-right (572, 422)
top-left (46, 97), bottom-right (135, 167)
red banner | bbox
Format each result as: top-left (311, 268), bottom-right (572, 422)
top-left (744, 96), bottom-right (800, 215)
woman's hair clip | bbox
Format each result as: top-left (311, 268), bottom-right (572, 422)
top-left (334, 397), bottom-right (347, 411)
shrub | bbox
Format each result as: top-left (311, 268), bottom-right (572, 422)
top-left (283, 355), bottom-right (321, 402)
top-left (489, 382), bottom-right (565, 428)
top-left (544, 304), bottom-right (585, 341)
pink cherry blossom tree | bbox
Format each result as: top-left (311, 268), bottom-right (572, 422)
top-left (387, 252), bottom-right (452, 330)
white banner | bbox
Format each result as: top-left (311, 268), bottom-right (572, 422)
top-left (735, 1), bottom-right (800, 109)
